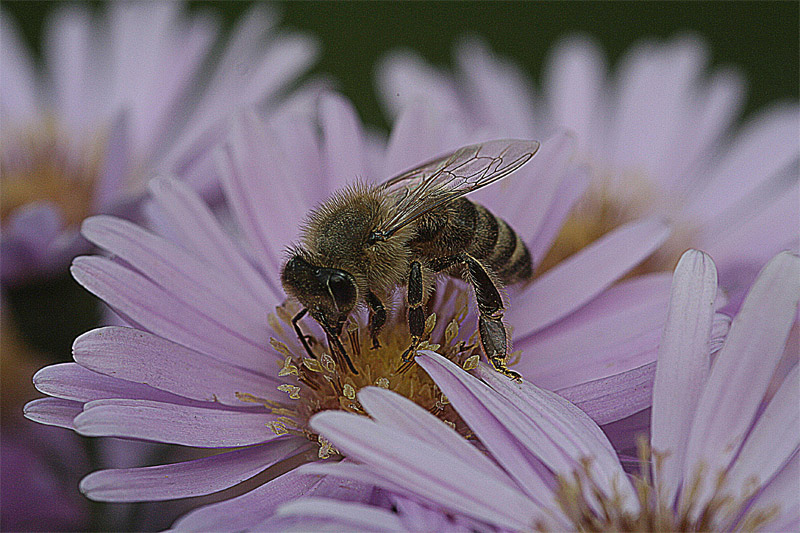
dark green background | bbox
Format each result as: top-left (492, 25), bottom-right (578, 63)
top-left (5, 1), bottom-right (799, 131)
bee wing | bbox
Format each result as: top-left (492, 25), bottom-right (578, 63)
top-left (375, 139), bottom-right (540, 237)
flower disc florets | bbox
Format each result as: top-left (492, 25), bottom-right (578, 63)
top-left (550, 438), bottom-right (779, 532)
top-left (252, 281), bottom-right (505, 457)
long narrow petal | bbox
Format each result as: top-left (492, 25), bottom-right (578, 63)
top-left (23, 397), bottom-right (83, 429)
top-left (725, 364), bottom-right (799, 496)
top-left (147, 177), bottom-right (279, 304)
top-left (356, 387), bottom-right (510, 484)
top-left (71, 255), bottom-right (270, 372)
top-left (74, 399), bottom-right (276, 447)
top-left (320, 93), bottom-right (368, 191)
top-left (473, 360), bottom-right (639, 512)
top-left (310, 410), bottom-right (541, 531)
top-left (745, 453), bottom-right (799, 532)
top-left (651, 250), bottom-right (718, 503)
top-left (684, 252), bottom-right (800, 507)
top-left (509, 218), bottom-right (670, 336)
top-left (33, 362), bottom-right (209, 405)
top-left (82, 216), bottom-right (266, 329)
top-left (515, 273), bottom-right (673, 388)
top-left (73, 327), bottom-right (282, 405)
top-left (419, 351), bottom-right (636, 513)
top-left (171, 469), bottom-right (321, 532)
top-left (80, 438), bottom-right (311, 502)
top-left (274, 498), bottom-right (405, 532)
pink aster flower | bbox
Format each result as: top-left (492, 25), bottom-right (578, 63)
top-left (24, 91), bottom-right (681, 528)
top-left (378, 35), bottom-right (799, 310)
top-left (287, 250), bottom-right (799, 532)
top-left (1, 2), bottom-right (317, 284)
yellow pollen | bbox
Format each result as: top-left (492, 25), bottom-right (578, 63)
top-left (548, 437), bottom-right (780, 532)
top-left (261, 281), bottom-right (488, 456)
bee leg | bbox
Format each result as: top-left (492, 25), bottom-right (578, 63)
top-left (291, 308), bottom-right (317, 359)
top-left (397, 261), bottom-right (425, 374)
top-left (366, 292), bottom-right (386, 349)
top-left (433, 253), bottom-right (521, 381)
top-left (321, 322), bottom-right (359, 375)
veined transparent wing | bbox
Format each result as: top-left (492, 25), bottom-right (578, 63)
top-left (374, 139), bottom-right (540, 238)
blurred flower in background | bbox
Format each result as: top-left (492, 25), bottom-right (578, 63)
top-left (1, 2), bottom-right (317, 285)
top-left (377, 35), bottom-right (799, 310)
top-left (277, 251), bottom-right (799, 532)
top-left (1, 2), bottom-right (316, 530)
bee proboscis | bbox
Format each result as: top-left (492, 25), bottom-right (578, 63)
top-left (281, 139), bottom-right (540, 379)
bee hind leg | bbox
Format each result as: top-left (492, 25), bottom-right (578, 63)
top-left (432, 253), bottom-right (521, 381)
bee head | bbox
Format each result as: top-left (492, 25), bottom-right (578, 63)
top-left (281, 254), bottom-right (358, 332)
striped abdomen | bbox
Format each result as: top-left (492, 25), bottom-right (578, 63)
top-left (468, 202), bottom-right (532, 284)
top-left (411, 197), bottom-right (532, 285)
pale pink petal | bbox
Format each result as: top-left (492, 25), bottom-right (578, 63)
top-left (80, 438), bottom-right (311, 502)
top-left (356, 387), bottom-right (510, 484)
top-left (44, 6), bottom-right (93, 129)
top-left (376, 50), bottom-right (462, 121)
top-left (0, 14), bottom-right (40, 122)
top-left (684, 252), bottom-right (800, 506)
top-left (75, 399), bottom-right (276, 447)
top-left (725, 364), bottom-right (799, 496)
top-left (147, 177), bottom-right (280, 304)
top-left (171, 469), bottom-right (320, 532)
top-left (455, 37), bottom-right (536, 138)
top-left (310, 410), bottom-right (542, 531)
top-left (73, 327), bottom-right (283, 406)
top-left (669, 68), bottom-right (745, 194)
top-left (481, 133), bottom-right (576, 240)
top-left (698, 175), bottom-right (800, 269)
top-left (527, 165), bottom-right (591, 266)
top-left (33, 362), bottom-right (209, 405)
top-left (688, 103), bottom-right (800, 221)
top-left (215, 112), bottom-right (308, 275)
top-left (71, 255), bottom-right (271, 371)
top-left (23, 397), bottom-right (83, 429)
top-left (543, 35), bottom-right (606, 158)
top-left (381, 99), bottom-right (466, 179)
top-left (746, 453), bottom-right (799, 532)
top-left (650, 250), bottom-right (718, 503)
top-left (320, 92), bottom-right (369, 190)
top-left (514, 272), bottom-right (673, 386)
top-left (509, 218), bottom-right (670, 336)
top-left (275, 498), bottom-right (405, 532)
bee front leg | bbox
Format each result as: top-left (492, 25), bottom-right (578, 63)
top-left (291, 308), bottom-right (317, 359)
top-left (397, 261), bottom-right (425, 374)
top-left (366, 292), bottom-right (386, 349)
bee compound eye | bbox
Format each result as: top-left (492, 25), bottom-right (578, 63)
top-left (327, 271), bottom-right (357, 311)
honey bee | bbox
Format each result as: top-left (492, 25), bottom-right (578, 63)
top-left (281, 139), bottom-right (540, 379)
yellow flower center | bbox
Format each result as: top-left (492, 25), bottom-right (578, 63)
top-left (1, 120), bottom-right (103, 226)
top-left (247, 281), bottom-right (507, 457)
top-left (537, 169), bottom-right (697, 277)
